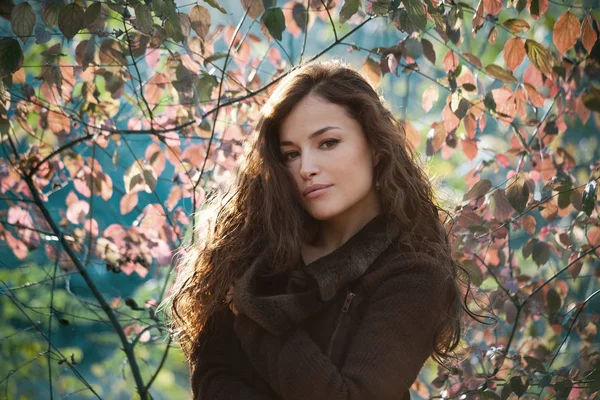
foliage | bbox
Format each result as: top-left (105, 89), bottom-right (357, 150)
top-left (0, 0), bottom-right (599, 398)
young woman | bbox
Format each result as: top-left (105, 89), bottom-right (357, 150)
top-left (166, 59), bottom-right (470, 399)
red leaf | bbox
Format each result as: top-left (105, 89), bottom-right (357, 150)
top-left (464, 52), bottom-right (482, 69)
top-left (6, 231), bottom-right (27, 260)
top-left (464, 113), bottom-right (477, 139)
top-left (442, 97), bottom-right (460, 133)
top-left (422, 86), bottom-right (439, 112)
top-left (483, 0), bottom-right (502, 15)
top-left (523, 64), bottom-right (543, 87)
top-left (581, 15), bottom-right (598, 54)
top-left (553, 11), bottom-right (581, 54)
top-left (66, 200), bottom-right (90, 224)
top-left (588, 226), bottom-right (600, 247)
top-left (144, 73), bottom-right (169, 105)
top-left (442, 50), bottom-right (459, 72)
top-left (504, 37), bottom-right (526, 72)
top-left (47, 110), bottom-right (71, 135)
top-left (166, 185), bottom-right (181, 211)
top-left (429, 122), bottom-right (446, 154)
top-left (496, 153), bottom-right (510, 168)
top-left (120, 192), bottom-right (138, 215)
top-left (461, 138), bottom-right (478, 161)
top-left (145, 143), bottom-right (166, 177)
top-left (576, 93), bottom-right (591, 124)
top-left (492, 87), bottom-right (516, 126)
top-left (524, 83), bottom-right (546, 107)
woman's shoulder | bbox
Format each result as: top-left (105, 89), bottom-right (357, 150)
top-left (361, 242), bottom-right (453, 290)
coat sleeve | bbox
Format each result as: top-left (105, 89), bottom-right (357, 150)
top-left (191, 306), bottom-right (280, 400)
top-left (232, 257), bottom-right (453, 400)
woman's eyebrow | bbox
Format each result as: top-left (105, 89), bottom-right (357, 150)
top-left (280, 126), bottom-right (340, 147)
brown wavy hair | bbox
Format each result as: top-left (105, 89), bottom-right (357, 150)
top-left (162, 58), bottom-right (484, 373)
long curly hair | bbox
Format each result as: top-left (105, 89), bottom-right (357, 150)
top-left (162, 58), bottom-right (482, 373)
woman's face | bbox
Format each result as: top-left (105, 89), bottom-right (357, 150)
top-left (278, 93), bottom-right (380, 221)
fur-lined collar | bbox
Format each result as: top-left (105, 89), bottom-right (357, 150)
top-left (232, 213), bottom-right (402, 335)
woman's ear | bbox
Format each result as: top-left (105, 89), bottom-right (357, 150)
top-left (372, 150), bottom-right (380, 168)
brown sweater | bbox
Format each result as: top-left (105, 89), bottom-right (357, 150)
top-left (191, 213), bottom-right (454, 399)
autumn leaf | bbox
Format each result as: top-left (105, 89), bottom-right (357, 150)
top-left (485, 64), bottom-right (518, 82)
top-left (525, 39), bottom-right (553, 76)
top-left (463, 179), bottom-right (491, 201)
top-left (529, 0), bottom-right (548, 19)
top-left (503, 18), bottom-right (530, 33)
top-left (58, 3), bottom-right (84, 40)
top-left (190, 5), bottom-right (211, 38)
top-left (524, 83), bottom-right (546, 107)
top-left (580, 15), bottom-right (597, 54)
top-left (339, 0), bottom-right (360, 25)
top-left (504, 38), bottom-right (526, 72)
top-left (422, 85), bottom-right (439, 112)
top-left (10, 2), bottom-right (35, 42)
top-left (506, 172), bottom-right (530, 212)
top-left (461, 138), bottom-right (478, 161)
top-left (442, 50), bottom-right (459, 72)
top-left (483, 0), bottom-right (502, 16)
top-left (553, 11), bottom-right (580, 55)
top-left (240, 0), bottom-right (264, 20)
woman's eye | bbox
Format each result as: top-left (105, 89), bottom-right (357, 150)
top-left (282, 139), bottom-right (339, 162)
top-left (283, 152), bottom-right (299, 161)
top-left (321, 139), bottom-right (339, 149)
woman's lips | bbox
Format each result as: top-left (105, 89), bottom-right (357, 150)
top-left (305, 185), bottom-right (332, 199)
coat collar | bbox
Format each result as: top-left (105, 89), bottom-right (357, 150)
top-left (232, 213), bottom-right (402, 335)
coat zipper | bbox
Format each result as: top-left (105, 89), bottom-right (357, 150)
top-left (326, 289), bottom-right (356, 357)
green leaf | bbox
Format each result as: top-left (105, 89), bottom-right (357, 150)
top-left (506, 172), bottom-right (530, 212)
top-left (11, 2), bottom-right (35, 41)
top-left (546, 287), bottom-right (562, 313)
top-left (165, 17), bottom-right (184, 43)
top-left (203, 52), bottom-right (228, 67)
top-left (525, 39), bottom-right (553, 76)
top-left (292, 3), bottom-right (307, 31)
top-left (152, 0), bottom-right (166, 18)
top-left (202, 0), bottom-right (227, 14)
top-left (402, 0), bottom-right (427, 31)
top-left (484, 91), bottom-right (496, 112)
top-left (58, 3), bottom-right (84, 40)
top-left (134, 4), bottom-right (154, 35)
top-left (510, 376), bottom-right (528, 397)
top-left (522, 238), bottom-right (537, 259)
top-left (524, 356), bottom-right (547, 373)
top-left (41, 0), bottom-right (64, 28)
top-left (196, 74), bottom-right (218, 103)
top-left (485, 64), bottom-right (518, 83)
top-left (84, 2), bottom-right (102, 28)
top-left (262, 8), bottom-right (285, 41)
top-left (582, 180), bottom-right (597, 216)
top-left (532, 241), bottom-right (550, 266)
top-left (461, 260), bottom-right (483, 286)
top-left (463, 180), bottom-right (492, 201)
top-left (403, 37), bottom-right (423, 59)
top-left (0, 38), bottom-right (23, 77)
top-left (340, 0), bottom-right (360, 25)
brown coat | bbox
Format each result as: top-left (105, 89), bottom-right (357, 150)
top-left (190, 213), bottom-right (454, 399)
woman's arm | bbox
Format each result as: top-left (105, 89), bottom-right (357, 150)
top-left (232, 255), bottom-right (452, 400)
top-left (191, 306), bottom-right (280, 400)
